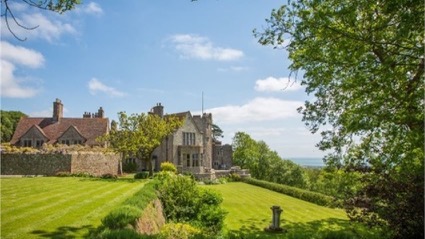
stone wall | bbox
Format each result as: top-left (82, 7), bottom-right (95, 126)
top-left (1, 152), bottom-right (120, 176)
top-left (70, 152), bottom-right (120, 176)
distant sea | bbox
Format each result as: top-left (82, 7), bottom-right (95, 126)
top-left (288, 157), bottom-right (325, 167)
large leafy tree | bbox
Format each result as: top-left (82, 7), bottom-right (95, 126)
top-left (100, 112), bottom-right (183, 176)
top-left (232, 131), bottom-right (308, 188)
top-left (0, 110), bottom-right (26, 143)
top-left (255, 0), bottom-right (424, 238)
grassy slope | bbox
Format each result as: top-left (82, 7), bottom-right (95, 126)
top-left (1, 177), bottom-right (146, 239)
top-left (205, 182), bottom-right (381, 239)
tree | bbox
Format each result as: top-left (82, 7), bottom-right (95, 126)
top-left (232, 131), bottom-right (309, 188)
top-left (100, 112), bottom-right (183, 176)
top-left (255, 0), bottom-right (424, 238)
top-left (0, 110), bottom-right (26, 143)
top-left (211, 123), bottom-right (224, 140)
top-left (1, 0), bottom-right (81, 41)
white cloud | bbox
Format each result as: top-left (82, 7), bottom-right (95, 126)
top-left (88, 78), bottom-right (126, 97)
top-left (0, 13), bottom-right (76, 42)
top-left (1, 60), bottom-right (39, 98)
top-left (206, 97), bottom-right (302, 124)
top-left (255, 77), bottom-right (303, 92)
top-left (169, 34), bottom-right (244, 61)
top-left (0, 41), bottom-right (44, 98)
top-left (80, 2), bottom-right (103, 16)
top-left (1, 41), bottom-right (45, 68)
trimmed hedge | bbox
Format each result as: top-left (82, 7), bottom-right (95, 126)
top-left (100, 180), bottom-right (157, 231)
top-left (241, 177), bottom-right (340, 207)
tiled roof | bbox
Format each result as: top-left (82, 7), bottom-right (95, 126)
top-left (10, 117), bottom-right (109, 146)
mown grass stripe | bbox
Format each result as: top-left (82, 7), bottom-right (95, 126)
top-left (1, 181), bottom-right (115, 227)
top-left (1, 179), bottom-right (102, 214)
top-left (7, 182), bottom-right (144, 239)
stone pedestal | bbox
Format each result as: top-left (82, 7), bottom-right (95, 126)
top-left (265, 205), bottom-right (284, 232)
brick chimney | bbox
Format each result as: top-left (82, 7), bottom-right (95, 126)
top-left (53, 98), bottom-right (63, 122)
top-left (97, 107), bottom-right (104, 118)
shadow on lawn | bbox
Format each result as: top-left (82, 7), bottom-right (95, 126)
top-left (227, 217), bottom-right (381, 239)
top-left (31, 225), bottom-right (95, 239)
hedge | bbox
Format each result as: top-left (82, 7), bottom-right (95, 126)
top-left (98, 180), bottom-right (158, 232)
top-left (241, 177), bottom-right (340, 207)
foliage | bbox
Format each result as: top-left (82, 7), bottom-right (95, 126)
top-left (242, 177), bottom-right (338, 207)
top-left (160, 162), bottom-right (177, 173)
top-left (134, 171), bottom-right (149, 179)
top-left (158, 223), bottom-right (201, 239)
top-left (0, 110), bottom-right (26, 143)
top-left (1, 142), bottom-right (111, 154)
top-left (226, 173), bottom-right (241, 182)
top-left (102, 205), bottom-right (142, 229)
top-left (211, 123), bottom-right (224, 140)
top-left (97, 228), bottom-right (145, 239)
top-left (55, 171), bottom-right (94, 178)
top-left (96, 181), bottom-right (157, 236)
top-left (101, 173), bottom-right (118, 179)
top-left (155, 174), bottom-right (226, 236)
top-left (99, 112), bottom-right (183, 176)
top-left (255, 0), bottom-right (424, 237)
top-left (123, 161), bottom-right (138, 173)
top-left (232, 132), bottom-right (309, 188)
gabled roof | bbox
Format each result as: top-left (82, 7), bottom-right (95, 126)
top-left (167, 111), bottom-right (203, 135)
top-left (57, 125), bottom-right (87, 141)
top-left (10, 117), bottom-right (109, 145)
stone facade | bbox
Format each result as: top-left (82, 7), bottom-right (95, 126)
top-left (133, 104), bottom-right (233, 177)
top-left (212, 142), bottom-right (233, 170)
top-left (1, 152), bottom-right (120, 176)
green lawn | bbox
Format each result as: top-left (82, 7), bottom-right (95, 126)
top-left (205, 182), bottom-right (382, 239)
top-left (1, 176), bottom-right (146, 239)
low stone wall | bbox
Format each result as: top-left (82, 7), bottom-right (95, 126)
top-left (1, 153), bottom-right (71, 176)
top-left (1, 152), bottom-right (120, 176)
top-left (70, 152), bottom-right (120, 176)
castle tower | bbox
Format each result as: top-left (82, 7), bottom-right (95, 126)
top-left (53, 98), bottom-right (63, 122)
top-left (202, 113), bottom-right (213, 169)
top-left (151, 103), bottom-right (164, 118)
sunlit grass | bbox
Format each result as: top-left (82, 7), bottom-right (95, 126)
top-left (204, 182), bottom-right (383, 239)
top-left (1, 176), bottom-right (146, 239)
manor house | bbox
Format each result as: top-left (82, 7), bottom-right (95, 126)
top-left (134, 103), bottom-right (233, 174)
top-left (10, 99), bottom-right (109, 148)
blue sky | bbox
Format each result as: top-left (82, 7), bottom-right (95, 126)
top-left (1, 1), bottom-right (325, 160)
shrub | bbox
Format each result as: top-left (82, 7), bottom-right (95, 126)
top-left (101, 205), bottom-right (142, 229)
top-left (55, 171), bottom-right (71, 177)
top-left (158, 223), bottom-right (201, 239)
top-left (320, 230), bottom-right (356, 239)
top-left (100, 173), bottom-right (117, 179)
top-left (134, 172), bottom-right (149, 179)
top-left (241, 177), bottom-right (338, 207)
top-left (160, 162), bottom-right (177, 173)
top-left (98, 228), bottom-right (144, 239)
top-left (123, 162), bottom-right (138, 173)
top-left (156, 175), bottom-right (226, 235)
top-left (226, 173), bottom-right (241, 182)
